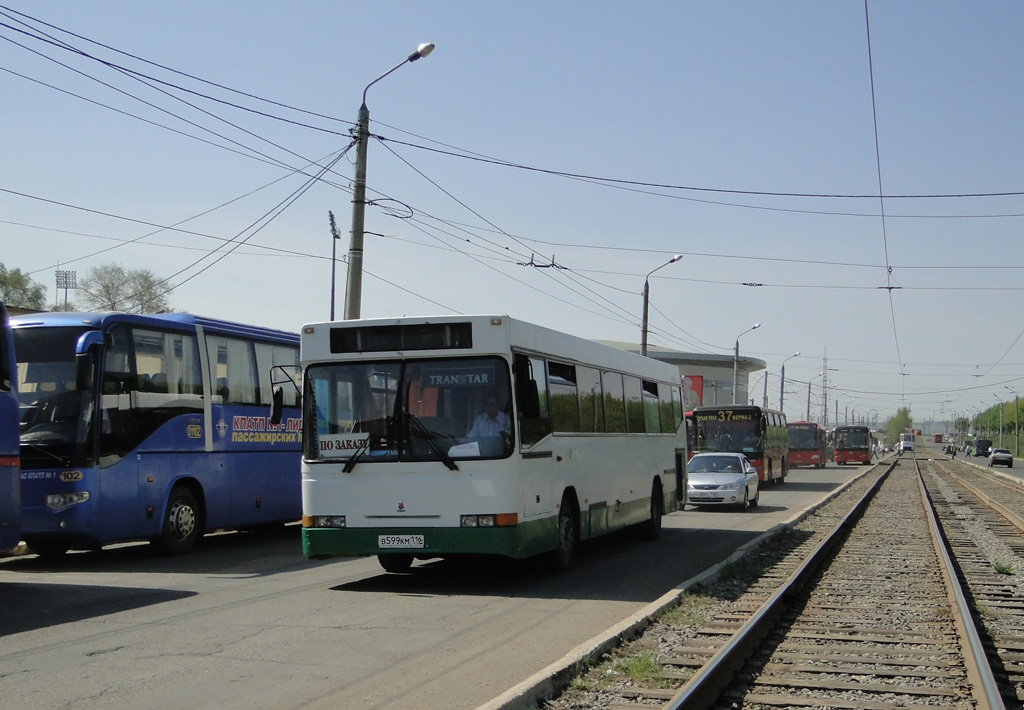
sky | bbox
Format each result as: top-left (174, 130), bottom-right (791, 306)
top-left (2, 1), bottom-right (1023, 430)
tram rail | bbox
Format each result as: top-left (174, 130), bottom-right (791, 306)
top-left (536, 451), bottom-right (1018, 710)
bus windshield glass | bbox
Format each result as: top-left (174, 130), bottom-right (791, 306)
top-left (15, 326), bottom-right (93, 467)
top-left (835, 428), bottom-right (871, 449)
top-left (694, 412), bottom-right (760, 454)
top-left (787, 424), bottom-right (820, 449)
top-left (305, 355), bottom-right (514, 463)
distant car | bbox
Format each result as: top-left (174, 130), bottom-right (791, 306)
top-left (686, 452), bottom-right (759, 510)
top-left (975, 438), bottom-right (993, 457)
top-left (989, 448), bottom-right (1013, 468)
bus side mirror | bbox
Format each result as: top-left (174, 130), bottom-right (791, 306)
top-left (75, 352), bottom-right (94, 391)
top-left (74, 330), bottom-right (111, 391)
top-left (269, 386), bottom-right (284, 426)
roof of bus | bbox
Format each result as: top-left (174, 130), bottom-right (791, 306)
top-left (10, 311), bottom-right (298, 343)
top-left (301, 314), bottom-right (682, 383)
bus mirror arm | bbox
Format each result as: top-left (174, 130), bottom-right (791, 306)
top-left (73, 331), bottom-right (111, 391)
top-left (268, 365), bottom-right (301, 426)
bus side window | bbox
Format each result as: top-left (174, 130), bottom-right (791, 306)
top-left (208, 336), bottom-right (258, 405)
top-left (514, 354), bottom-right (552, 447)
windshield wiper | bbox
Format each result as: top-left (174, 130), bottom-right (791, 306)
top-left (342, 437), bottom-right (371, 473)
top-left (406, 412), bottom-right (458, 471)
top-left (20, 442), bottom-right (72, 467)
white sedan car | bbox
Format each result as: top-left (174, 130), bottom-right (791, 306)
top-left (686, 452), bottom-right (760, 510)
top-left (989, 448), bottom-right (1014, 468)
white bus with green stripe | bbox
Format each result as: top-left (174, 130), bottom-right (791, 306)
top-left (298, 315), bottom-right (687, 573)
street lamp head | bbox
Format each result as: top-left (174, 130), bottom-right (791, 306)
top-left (410, 43), bottom-right (435, 61)
top-left (752, 323), bottom-right (761, 330)
top-left (669, 254), bottom-right (683, 264)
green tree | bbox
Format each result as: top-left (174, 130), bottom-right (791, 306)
top-left (0, 262), bottom-right (47, 309)
top-left (78, 262), bottom-right (173, 314)
top-left (883, 406), bottom-right (913, 445)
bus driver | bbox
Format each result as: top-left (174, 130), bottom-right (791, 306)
top-left (467, 394), bottom-right (511, 440)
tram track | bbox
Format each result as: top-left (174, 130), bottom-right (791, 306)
top-left (924, 458), bottom-right (1024, 705)
top-left (533, 452), bottom-right (1018, 710)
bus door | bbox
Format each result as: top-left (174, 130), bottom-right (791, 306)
top-left (514, 354), bottom-right (555, 520)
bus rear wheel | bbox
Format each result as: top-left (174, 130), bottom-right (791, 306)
top-left (378, 554), bottom-right (414, 573)
top-left (154, 485), bottom-right (202, 556)
top-left (637, 483), bottom-right (663, 541)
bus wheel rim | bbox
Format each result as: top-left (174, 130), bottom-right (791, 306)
top-left (169, 501), bottom-right (196, 541)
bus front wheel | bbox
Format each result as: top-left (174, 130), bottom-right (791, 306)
top-left (154, 485), bottom-right (202, 555)
top-left (545, 495), bottom-right (578, 573)
top-left (26, 538), bottom-right (70, 558)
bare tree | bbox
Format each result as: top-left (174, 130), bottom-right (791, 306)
top-left (78, 262), bottom-right (173, 314)
top-left (0, 262), bottom-right (46, 309)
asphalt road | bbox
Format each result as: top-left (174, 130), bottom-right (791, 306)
top-left (0, 463), bottom-right (866, 710)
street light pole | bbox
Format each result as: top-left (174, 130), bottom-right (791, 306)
top-left (995, 393), bottom-right (1004, 448)
top-left (343, 42), bottom-right (435, 320)
top-left (779, 351), bottom-right (799, 412)
top-left (806, 372), bottom-right (822, 421)
top-left (640, 254), bottom-right (682, 357)
top-left (1007, 386), bottom-right (1020, 456)
top-left (731, 323), bottom-right (761, 405)
top-left (328, 211), bottom-right (342, 320)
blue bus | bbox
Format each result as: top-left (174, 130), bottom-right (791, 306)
top-left (11, 311), bottom-right (301, 556)
top-left (0, 301), bottom-right (21, 553)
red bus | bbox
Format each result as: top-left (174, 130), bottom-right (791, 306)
top-left (832, 425), bottom-right (872, 465)
top-left (786, 421), bottom-right (826, 469)
top-left (691, 405), bottom-right (788, 483)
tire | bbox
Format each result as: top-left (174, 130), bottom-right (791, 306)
top-left (26, 538), bottom-right (70, 558)
top-left (637, 483), bottom-right (663, 541)
top-left (378, 553), bottom-right (414, 573)
top-left (544, 495), bottom-right (578, 573)
top-left (749, 484), bottom-right (759, 509)
top-left (153, 485), bottom-right (202, 555)
top-left (737, 488), bottom-right (749, 511)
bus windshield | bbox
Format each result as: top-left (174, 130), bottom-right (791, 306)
top-left (15, 326), bottom-right (94, 467)
top-left (787, 424), bottom-right (820, 450)
top-left (835, 428), bottom-right (871, 449)
top-left (305, 355), bottom-right (514, 464)
top-left (695, 415), bottom-right (760, 454)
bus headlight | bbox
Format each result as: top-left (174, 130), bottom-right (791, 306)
top-left (315, 515), bottom-right (346, 528)
top-left (461, 513), bottom-right (517, 527)
top-left (45, 491), bottom-right (90, 512)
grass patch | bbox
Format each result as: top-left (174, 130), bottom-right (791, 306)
top-left (611, 650), bottom-right (669, 688)
top-left (662, 593), bottom-right (716, 626)
top-left (994, 563), bottom-right (1014, 575)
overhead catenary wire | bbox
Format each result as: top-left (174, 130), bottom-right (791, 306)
top-left (2, 5), bottom-right (1022, 410)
